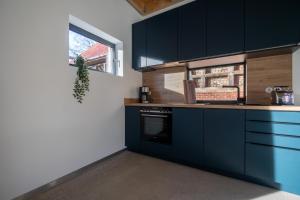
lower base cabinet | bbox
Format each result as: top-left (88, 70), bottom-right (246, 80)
top-left (125, 107), bottom-right (140, 151)
top-left (204, 109), bottom-right (245, 175)
top-left (125, 106), bottom-right (300, 196)
top-left (172, 108), bottom-right (204, 166)
top-left (245, 110), bottom-right (300, 195)
top-left (246, 143), bottom-right (300, 194)
top-left (140, 141), bottom-right (173, 160)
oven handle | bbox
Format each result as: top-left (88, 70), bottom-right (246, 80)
top-left (141, 114), bottom-right (169, 118)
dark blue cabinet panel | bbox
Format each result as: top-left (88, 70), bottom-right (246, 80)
top-left (146, 9), bottom-right (178, 66)
top-left (246, 110), bottom-right (300, 137)
top-left (206, 0), bottom-right (244, 56)
top-left (132, 21), bottom-right (147, 69)
top-left (246, 143), bottom-right (300, 194)
top-left (246, 110), bottom-right (300, 124)
top-left (246, 121), bottom-right (300, 137)
top-left (204, 109), bottom-right (245, 175)
top-left (179, 0), bottom-right (206, 61)
top-left (245, 0), bottom-right (300, 51)
top-left (125, 107), bottom-right (140, 151)
top-left (140, 141), bottom-right (173, 161)
top-left (246, 110), bottom-right (300, 195)
top-left (246, 132), bottom-right (300, 150)
top-left (173, 108), bottom-right (204, 166)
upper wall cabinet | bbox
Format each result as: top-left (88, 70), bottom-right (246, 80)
top-left (245, 0), bottom-right (300, 51)
top-left (132, 0), bottom-right (300, 70)
top-left (206, 0), bottom-right (244, 57)
top-left (146, 9), bottom-right (179, 66)
top-left (179, 0), bottom-right (206, 61)
top-left (132, 21), bottom-right (147, 69)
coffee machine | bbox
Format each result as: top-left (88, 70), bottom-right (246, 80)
top-left (139, 86), bottom-right (151, 104)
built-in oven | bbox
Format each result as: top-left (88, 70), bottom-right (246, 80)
top-left (140, 107), bottom-right (172, 145)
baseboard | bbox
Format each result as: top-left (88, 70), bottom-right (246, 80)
top-left (13, 148), bottom-right (127, 200)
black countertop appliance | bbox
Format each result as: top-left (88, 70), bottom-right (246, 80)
top-left (139, 86), bottom-right (152, 104)
top-left (271, 86), bottom-right (294, 105)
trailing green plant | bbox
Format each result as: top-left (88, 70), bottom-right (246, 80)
top-left (73, 56), bottom-right (89, 103)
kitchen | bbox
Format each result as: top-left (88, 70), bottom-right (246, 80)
top-left (126, 0), bottom-right (300, 198)
top-left (1, 0), bottom-right (300, 200)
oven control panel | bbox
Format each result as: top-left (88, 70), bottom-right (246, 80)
top-left (140, 107), bottom-right (172, 114)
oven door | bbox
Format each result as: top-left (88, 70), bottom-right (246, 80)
top-left (140, 112), bottom-right (172, 145)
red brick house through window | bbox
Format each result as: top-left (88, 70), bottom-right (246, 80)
top-left (189, 64), bottom-right (245, 102)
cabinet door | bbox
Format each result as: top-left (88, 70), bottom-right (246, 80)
top-left (204, 109), bottom-right (245, 175)
top-left (246, 143), bottom-right (300, 195)
top-left (245, 0), bottom-right (299, 51)
top-left (179, 0), bottom-right (206, 61)
top-left (173, 108), bottom-right (204, 166)
top-left (132, 21), bottom-right (147, 69)
top-left (146, 9), bottom-right (178, 66)
top-left (206, 0), bottom-right (244, 57)
top-left (125, 107), bottom-right (140, 151)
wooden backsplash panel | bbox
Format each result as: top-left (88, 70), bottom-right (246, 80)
top-left (143, 67), bottom-right (187, 103)
top-left (142, 54), bottom-right (292, 104)
top-left (247, 54), bottom-right (292, 105)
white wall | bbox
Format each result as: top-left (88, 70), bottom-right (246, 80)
top-left (293, 48), bottom-right (300, 105)
top-left (0, 1), bottom-right (142, 199)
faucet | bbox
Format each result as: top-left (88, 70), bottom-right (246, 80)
top-left (222, 85), bottom-right (243, 104)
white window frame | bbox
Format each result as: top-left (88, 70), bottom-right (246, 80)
top-left (69, 15), bottom-right (123, 76)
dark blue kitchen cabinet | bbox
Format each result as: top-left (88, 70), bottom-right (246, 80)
top-left (245, 0), bottom-right (300, 51)
top-left (245, 110), bottom-right (300, 195)
top-left (146, 9), bottom-right (178, 66)
top-left (204, 109), bottom-right (245, 175)
top-left (132, 0), bottom-right (300, 70)
top-left (172, 108), bottom-right (204, 166)
top-left (206, 0), bottom-right (244, 57)
top-left (178, 0), bottom-right (206, 61)
top-left (246, 144), bottom-right (300, 194)
top-left (140, 141), bottom-right (173, 161)
top-left (132, 21), bottom-right (147, 69)
top-left (125, 107), bottom-right (140, 151)
top-left (246, 110), bottom-right (300, 124)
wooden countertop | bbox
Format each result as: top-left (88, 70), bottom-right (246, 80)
top-left (125, 103), bottom-right (300, 111)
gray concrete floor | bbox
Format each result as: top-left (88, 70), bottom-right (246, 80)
top-left (30, 151), bottom-right (300, 200)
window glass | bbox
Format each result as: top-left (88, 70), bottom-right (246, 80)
top-left (69, 27), bottom-right (115, 74)
top-left (189, 64), bottom-right (245, 102)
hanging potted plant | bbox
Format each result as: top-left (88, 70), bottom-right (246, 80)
top-left (73, 56), bottom-right (89, 103)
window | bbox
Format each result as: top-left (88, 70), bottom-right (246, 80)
top-left (189, 63), bottom-right (245, 103)
top-left (68, 15), bottom-right (123, 76)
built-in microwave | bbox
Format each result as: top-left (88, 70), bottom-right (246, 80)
top-left (140, 107), bottom-right (172, 145)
